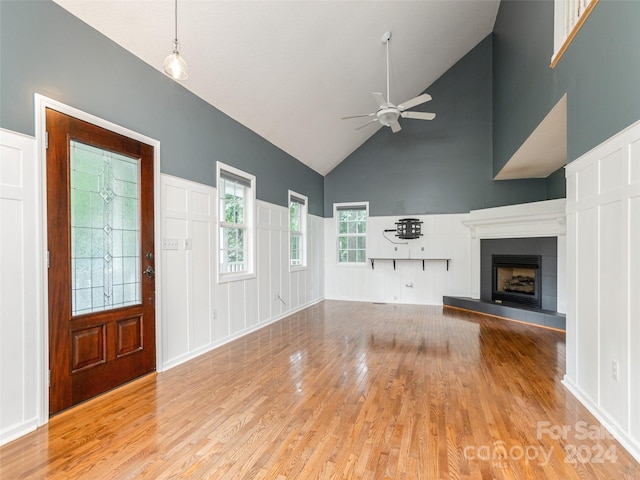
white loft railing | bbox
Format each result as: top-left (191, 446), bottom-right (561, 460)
top-left (551, 0), bottom-right (598, 68)
top-left (565, 0), bottom-right (591, 37)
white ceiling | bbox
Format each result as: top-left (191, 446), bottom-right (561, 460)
top-left (53, 0), bottom-right (500, 175)
top-left (494, 95), bottom-right (567, 180)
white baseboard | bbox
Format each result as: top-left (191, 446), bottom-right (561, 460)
top-left (562, 376), bottom-right (640, 464)
top-left (0, 417), bottom-right (39, 447)
top-left (324, 294), bottom-right (444, 306)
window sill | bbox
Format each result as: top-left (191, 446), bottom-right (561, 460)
top-left (336, 262), bottom-right (368, 268)
top-left (550, 0), bottom-right (598, 69)
top-left (290, 265), bottom-right (308, 273)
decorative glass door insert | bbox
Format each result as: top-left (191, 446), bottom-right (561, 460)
top-left (70, 140), bottom-right (140, 315)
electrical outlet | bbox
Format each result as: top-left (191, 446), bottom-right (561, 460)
top-left (184, 238), bottom-right (192, 250)
top-left (213, 308), bottom-right (217, 320)
top-left (612, 360), bottom-right (619, 381)
top-left (162, 238), bottom-right (179, 250)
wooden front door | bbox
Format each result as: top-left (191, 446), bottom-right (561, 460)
top-left (46, 108), bottom-right (156, 415)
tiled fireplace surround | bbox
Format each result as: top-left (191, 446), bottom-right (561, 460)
top-left (444, 199), bottom-right (566, 330)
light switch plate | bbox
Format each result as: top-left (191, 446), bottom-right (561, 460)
top-left (163, 238), bottom-right (179, 250)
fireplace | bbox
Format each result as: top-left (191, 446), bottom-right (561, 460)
top-left (492, 255), bottom-right (541, 308)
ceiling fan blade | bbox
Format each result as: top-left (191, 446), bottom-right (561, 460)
top-left (341, 113), bottom-right (375, 120)
top-left (398, 93), bottom-right (432, 111)
top-left (355, 118), bottom-right (380, 131)
top-left (372, 92), bottom-right (387, 108)
top-left (390, 121), bottom-right (402, 133)
top-left (401, 111), bottom-right (436, 121)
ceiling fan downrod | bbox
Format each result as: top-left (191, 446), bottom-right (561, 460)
top-left (340, 30), bottom-right (435, 133)
top-left (383, 31), bottom-right (391, 105)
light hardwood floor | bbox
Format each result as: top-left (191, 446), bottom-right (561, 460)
top-left (1, 301), bottom-right (639, 479)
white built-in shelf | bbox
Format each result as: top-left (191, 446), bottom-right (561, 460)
top-left (368, 258), bottom-right (451, 271)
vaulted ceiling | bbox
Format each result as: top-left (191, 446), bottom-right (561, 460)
top-left (53, 0), bottom-right (500, 175)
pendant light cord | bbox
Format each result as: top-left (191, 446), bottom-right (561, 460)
top-left (174, 0), bottom-right (179, 49)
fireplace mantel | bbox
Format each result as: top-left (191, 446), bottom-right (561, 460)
top-left (463, 198), bottom-right (566, 239)
top-left (462, 199), bottom-right (567, 313)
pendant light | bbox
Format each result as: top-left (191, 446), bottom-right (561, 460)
top-left (163, 0), bottom-right (188, 80)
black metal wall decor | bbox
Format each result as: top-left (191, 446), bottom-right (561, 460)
top-left (395, 218), bottom-right (423, 240)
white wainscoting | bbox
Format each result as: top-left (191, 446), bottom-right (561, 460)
top-left (564, 119), bottom-right (640, 462)
top-left (0, 129), bottom-right (41, 445)
top-left (161, 175), bottom-right (324, 371)
top-left (324, 214), bottom-right (471, 305)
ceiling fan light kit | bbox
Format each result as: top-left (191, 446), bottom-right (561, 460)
top-left (377, 108), bottom-right (399, 127)
top-left (342, 31), bottom-right (435, 133)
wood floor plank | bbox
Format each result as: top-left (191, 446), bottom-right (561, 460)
top-left (1, 300), bottom-right (639, 479)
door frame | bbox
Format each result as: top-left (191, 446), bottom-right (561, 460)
top-left (34, 94), bottom-right (163, 425)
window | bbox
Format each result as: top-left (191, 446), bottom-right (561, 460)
top-left (217, 162), bottom-right (255, 281)
top-left (551, 0), bottom-right (598, 67)
top-left (335, 203), bottom-right (368, 263)
top-left (289, 191), bottom-right (307, 269)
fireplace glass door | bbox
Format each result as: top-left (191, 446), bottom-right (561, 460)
top-left (491, 255), bottom-right (541, 308)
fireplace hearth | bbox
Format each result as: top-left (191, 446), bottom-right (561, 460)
top-left (492, 255), bottom-right (541, 308)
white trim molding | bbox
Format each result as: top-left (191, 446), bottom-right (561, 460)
top-left (33, 94), bottom-right (163, 429)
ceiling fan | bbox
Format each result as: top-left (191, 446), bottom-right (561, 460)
top-left (342, 31), bottom-right (436, 133)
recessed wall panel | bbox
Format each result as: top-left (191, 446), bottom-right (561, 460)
top-left (598, 201), bottom-right (627, 426)
top-left (162, 215), bottom-right (189, 361)
top-left (191, 190), bottom-right (210, 217)
top-left (191, 219), bottom-right (212, 349)
top-left (229, 281), bottom-right (245, 334)
top-left (164, 184), bottom-right (187, 213)
top-left (214, 282), bottom-right (230, 340)
top-left (629, 196), bottom-right (640, 440)
top-left (245, 279), bottom-right (259, 328)
top-left (0, 145), bottom-right (23, 187)
top-left (0, 201), bottom-right (25, 428)
top-left (630, 139), bottom-right (640, 186)
top-left (257, 228), bottom-right (271, 323)
top-left (577, 164), bottom-right (596, 202)
top-left (270, 229), bottom-right (282, 317)
top-left (599, 148), bottom-right (622, 194)
top-left (575, 209), bottom-right (598, 399)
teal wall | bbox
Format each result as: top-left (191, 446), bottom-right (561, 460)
top-left (324, 35), bottom-right (549, 217)
top-left (0, 0), bottom-right (324, 216)
top-left (494, 0), bottom-right (640, 174)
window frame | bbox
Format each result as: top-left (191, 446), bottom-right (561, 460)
top-left (334, 202), bottom-right (369, 266)
top-left (288, 190), bottom-right (308, 271)
top-left (216, 162), bottom-right (256, 283)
